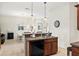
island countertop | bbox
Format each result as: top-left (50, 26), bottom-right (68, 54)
top-left (70, 41), bottom-right (79, 47)
top-left (25, 36), bottom-right (58, 41)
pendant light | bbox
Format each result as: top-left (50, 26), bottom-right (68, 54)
top-left (44, 2), bottom-right (47, 21)
top-left (30, 2), bottom-right (34, 23)
top-left (43, 2), bottom-right (48, 33)
top-left (30, 2), bottom-right (35, 33)
top-left (31, 2), bottom-right (33, 17)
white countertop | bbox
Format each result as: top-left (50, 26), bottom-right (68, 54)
top-left (25, 36), bottom-right (57, 41)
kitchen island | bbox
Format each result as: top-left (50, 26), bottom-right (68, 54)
top-left (70, 41), bottom-right (79, 56)
top-left (24, 33), bottom-right (58, 56)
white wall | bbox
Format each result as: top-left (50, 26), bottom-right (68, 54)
top-left (69, 2), bottom-right (78, 43)
top-left (47, 2), bottom-right (79, 49)
top-left (0, 15), bottom-right (36, 39)
top-left (47, 3), bottom-right (70, 49)
top-left (0, 15), bottom-right (44, 39)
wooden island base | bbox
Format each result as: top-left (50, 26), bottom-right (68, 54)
top-left (25, 36), bottom-right (58, 56)
top-left (71, 41), bottom-right (79, 56)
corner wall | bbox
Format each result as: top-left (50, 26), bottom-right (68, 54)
top-left (69, 2), bottom-right (79, 43)
top-left (47, 3), bottom-right (70, 49)
top-left (0, 15), bottom-right (34, 39)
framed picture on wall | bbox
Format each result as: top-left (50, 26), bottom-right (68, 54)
top-left (18, 26), bottom-right (24, 30)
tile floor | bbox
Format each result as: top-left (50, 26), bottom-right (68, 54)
top-left (0, 40), bottom-right (67, 56)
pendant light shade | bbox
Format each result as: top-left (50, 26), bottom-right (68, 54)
top-left (44, 2), bottom-right (47, 21)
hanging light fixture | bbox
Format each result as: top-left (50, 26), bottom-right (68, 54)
top-left (31, 2), bottom-right (33, 17)
top-left (30, 2), bottom-right (35, 22)
top-left (30, 2), bottom-right (35, 25)
top-left (44, 2), bottom-right (47, 21)
top-left (30, 2), bottom-right (35, 32)
top-left (43, 2), bottom-right (48, 33)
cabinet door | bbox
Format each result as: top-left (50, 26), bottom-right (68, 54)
top-left (75, 5), bottom-right (79, 30)
top-left (44, 39), bottom-right (52, 56)
top-left (29, 42), bottom-right (32, 56)
top-left (44, 42), bottom-right (52, 55)
top-left (77, 7), bottom-right (79, 30)
top-left (72, 47), bottom-right (79, 56)
top-left (44, 39), bottom-right (58, 55)
top-left (51, 41), bottom-right (57, 54)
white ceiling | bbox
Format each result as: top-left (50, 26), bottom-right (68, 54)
top-left (0, 2), bottom-right (70, 17)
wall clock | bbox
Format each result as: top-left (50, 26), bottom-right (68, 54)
top-left (54, 20), bottom-right (60, 28)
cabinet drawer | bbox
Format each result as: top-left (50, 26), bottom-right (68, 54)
top-left (72, 47), bottom-right (79, 53)
top-left (72, 52), bottom-right (79, 56)
top-left (45, 39), bottom-right (57, 43)
top-left (45, 39), bottom-right (53, 43)
top-left (72, 47), bottom-right (79, 56)
top-left (52, 39), bottom-right (57, 42)
top-left (44, 43), bottom-right (52, 55)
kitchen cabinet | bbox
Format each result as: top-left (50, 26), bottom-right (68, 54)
top-left (70, 41), bottom-right (79, 56)
top-left (44, 38), bottom-right (58, 55)
top-left (25, 36), bottom-right (58, 56)
top-left (75, 4), bottom-right (79, 30)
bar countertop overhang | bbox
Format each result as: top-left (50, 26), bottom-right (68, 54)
top-left (25, 36), bottom-right (58, 41)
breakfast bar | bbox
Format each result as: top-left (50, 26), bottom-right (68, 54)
top-left (24, 33), bottom-right (58, 56)
top-left (70, 41), bottom-right (79, 56)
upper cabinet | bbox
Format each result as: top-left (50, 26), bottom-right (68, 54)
top-left (75, 4), bottom-right (79, 30)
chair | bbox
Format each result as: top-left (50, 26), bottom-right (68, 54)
top-left (67, 47), bottom-right (72, 56)
top-left (17, 31), bottom-right (23, 41)
top-left (0, 34), bottom-right (5, 44)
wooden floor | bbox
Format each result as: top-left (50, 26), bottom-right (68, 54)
top-left (0, 40), bottom-right (67, 56)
